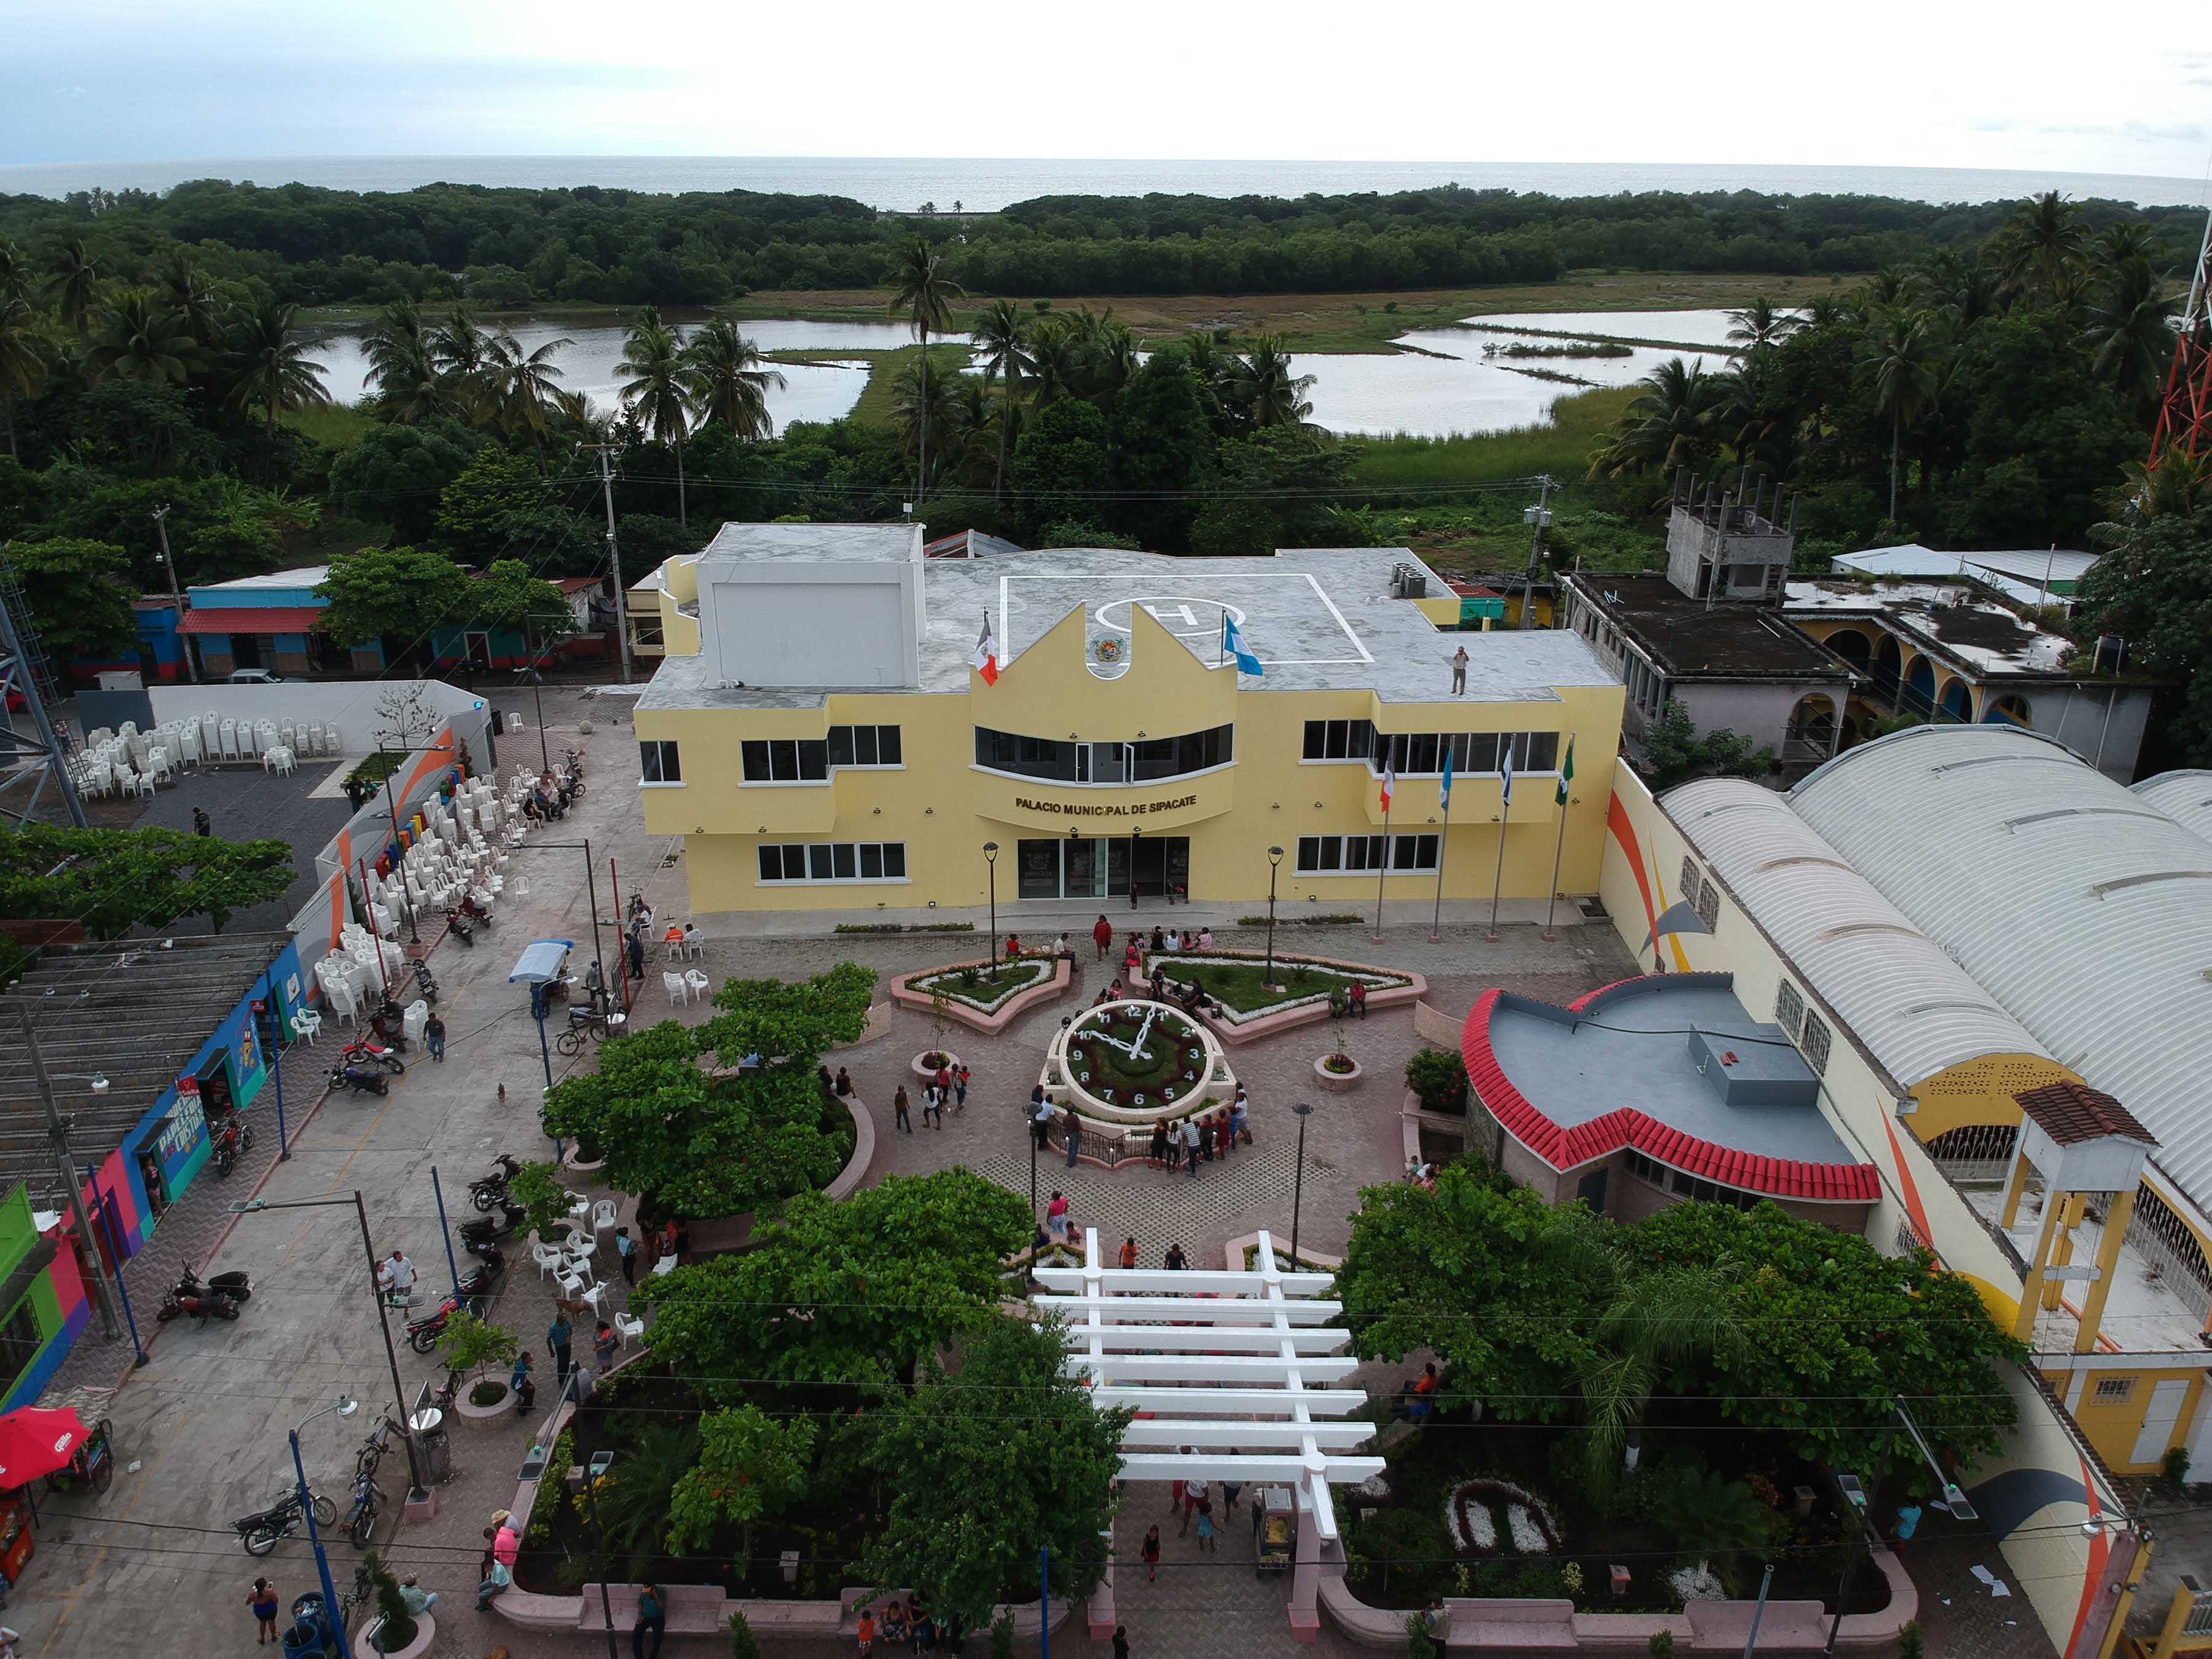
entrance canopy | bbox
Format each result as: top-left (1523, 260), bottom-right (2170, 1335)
top-left (1032, 1228), bottom-right (1381, 1541)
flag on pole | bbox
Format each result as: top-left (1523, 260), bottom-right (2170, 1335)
top-left (1379, 746), bottom-right (1396, 813)
top-left (973, 615), bottom-right (999, 686)
top-left (1222, 613), bottom-right (1263, 677)
top-left (1500, 740), bottom-right (1515, 806)
top-left (1438, 741), bottom-right (1454, 810)
top-left (1555, 738), bottom-right (1575, 805)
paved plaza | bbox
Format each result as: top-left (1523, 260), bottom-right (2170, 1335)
top-left (2, 683), bottom-right (2049, 1658)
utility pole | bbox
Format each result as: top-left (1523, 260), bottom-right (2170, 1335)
top-left (587, 446), bottom-right (632, 685)
top-left (18, 1009), bottom-right (125, 1341)
top-left (151, 504), bottom-right (197, 682)
top-left (1519, 477), bottom-right (1553, 630)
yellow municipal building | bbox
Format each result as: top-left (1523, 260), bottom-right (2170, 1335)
top-left (630, 525), bottom-right (1626, 918)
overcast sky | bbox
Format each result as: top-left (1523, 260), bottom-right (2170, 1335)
top-left (2, 0), bottom-right (2208, 182)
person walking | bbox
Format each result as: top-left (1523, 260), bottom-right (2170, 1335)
top-left (954, 1066), bottom-right (969, 1113)
top-left (377, 1248), bottom-right (416, 1308)
top-left (633, 1580), bottom-right (667, 1659)
top-left (1180, 1477), bottom-right (1207, 1537)
top-left (547, 1309), bottom-right (573, 1385)
top-left (1113, 1626), bottom-right (1131, 1659)
top-left (1149, 1118), bottom-right (1169, 1169)
top-left (511, 1351), bottom-right (536, 1416)
top-left (1164, 1242), bottom-right (1187, 1270)
top-left (248, 1579), bottom-right (280, 1645)
top-left (1139, 1526), bottom-right (1161, 1582)
top-left (615, 1226), bottom-right (637, 1285)
top-left (1092, 914), bottom-right (1113, 960)
top-left (1062, 1105), bottom-right (1083, 1166)
top-left (593, 1319), bottom-right (619, 1372)
top-left (625, 930), bottom-right (645, 983)
top-left (922, 1085), bottom-right (943, 1131)
top-left (1119, 1235), bottom-right (1139, 1269)
top-left (424, 1010), bottom-right (446, 1062)
top-left (893, 1084), bottom-right (912, 1133)
top-left (1194, 1495), bottom-right (1217, 1553)
top-left (1231, 1093), bottom-right (1250, 1146)
top-left (1450, 643), bottom-right (1469, 696)
top-left (194, 806), bottom-right (212, 837)
top-left (1180, 1115), bottom-right (1202, 1177)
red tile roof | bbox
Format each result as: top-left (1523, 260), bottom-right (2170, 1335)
top-left (2015, 1080), bottom-right (2155, 1148)
top-left (176, 606), bottom-right (324, 637)
top-left (1459, 983), bottom-right (1882, 1204)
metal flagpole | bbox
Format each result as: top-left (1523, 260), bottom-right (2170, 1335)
top-left (1486, 764), bottom-right (1512, 943)
top-left (1429, 746), bottom-right (1454, 943)
top-left (1372, 735), bottom-right (1395, 942)
top-left (1217, 608), bottom-right (1226, 667)
top-left (1542, 739), bottom-right (1576, 941)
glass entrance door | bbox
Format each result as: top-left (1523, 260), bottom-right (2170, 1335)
top-left (1016, 836), bottom-right (1187, 899)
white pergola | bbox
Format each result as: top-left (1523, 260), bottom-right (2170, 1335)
top-left (1031, 1226), bottom-right (1382, 1547)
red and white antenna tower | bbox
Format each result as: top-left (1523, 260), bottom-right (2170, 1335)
top-left (2149, 203), bottom-right (2212, 466)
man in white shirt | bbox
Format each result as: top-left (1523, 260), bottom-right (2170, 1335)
top-left (377, 1248), bottom-right (416, 1306)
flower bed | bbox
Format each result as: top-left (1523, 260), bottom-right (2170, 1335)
top-left (910, 957), bottom-right (1054, 1014)
top-left (1065, 1002), bottom-right (1210, 1110)
top-left (1147, 952), bottom-right (1409, 1024)
top-left (1443, 1478), bottom-right (1562, 1557)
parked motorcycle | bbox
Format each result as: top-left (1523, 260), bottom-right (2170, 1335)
top-left (368, 998), bottom-right (408, 1049)
top-left (404, 1292), bottom-right (482, 1353)
top-left (457, 893), bottom-right (493, 930)
top-left (328, 1064), bottom-right (390, 1099)
top-left (209, 1112), bottom-right (256, 1178)
top-left (342, 1470), bottom-right (383, 1550)
top-left (444, 912), bottom-right (476, 947)
top-left (458, 1199), bottom-right (527, 1248)
top-left (468, 1154), bottom-right (523, 1210)
top-left (458, 1246), bottom-right (504, 1300)
top-left (409, 960), bottom-right (439, 1006)
top-left (340, 1037), bottom-right (405, 1075)
top-left (176, 1265), bottom-right (252, 1304)
top-left (233, 1486), bottom-right (337, 1556)
top-left (157, 1286), bottom-right (240, 1326)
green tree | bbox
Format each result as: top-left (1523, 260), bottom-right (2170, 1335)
top-left (433, 1309), bottom-right (517, 1392)
top-left (2084, 256), bottom-right (2178, 415)
top-left (859, 1317), bottom-right (1129, 1630)
top-left (669, 1404), bottom-right (817, 1557)
top-left (2073, 504), bottom-right (2212, 766)
top-left (1188, 427), bottom-right (1356, 556)
top-left (1588, 358), bottom-right (1732, 479)
top-left (181, 481), bottom-right (314, 585)
top-left (361, 1548), bottom-right (416, 1651)
top-left (0, 822), bottom-right (294, 936)
top-left (84, 288), bottom-right (198, 387)
top-left (1108, 348), bottom-right (1214, 550)
top-left (49, 237), bottom-right (98, 335)
top-left (1724, 297), bottom-right (1801, 359)
top-left (433, 445), bottom-right (549, 561)
top-left (0, 297), bottom-right (50, 459)
top-left (1230, 335), bottom-right (1316, 431)
top-left (1862, 308), bottom-right (1942, 522)
top-left (326, 420), bottom-right (480, 539)
top-left (224, 297), bottom-right (331, 436)
top-left (506, 1158), bottom-right (573, 1236)
top-left (469, 558), bottom-right (571, 642)
top-left (969, 298), bottom-right (1034, 498)
top-left (1993, 191), bottom-right (2089, 307)
top-left (682, 320), bottom-right (785, 442)
top-left (2, 535), bottom-right (140, 661)
top-left (484, 327), bottom-right (573, 453)
top-left (315, 544), bottom-right (473, 650)
top-left (636, 1170), bottom-right (1031, 1397)
top-left (619, 308), bottom-right (696, 523)
top-left (1007, 396), bottom-right (1109, 531)
top-left (582, 1422), bottom-right (702, 1567)
top-left (886, 236), bottom-right (965, 505)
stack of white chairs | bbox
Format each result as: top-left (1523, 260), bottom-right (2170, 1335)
top-left (315, 955), bottom-right (366, 1021)
top-left (218, 718), bottom-right (240, 761)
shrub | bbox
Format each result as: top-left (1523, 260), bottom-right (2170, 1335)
top-left (2166, 1445), bottom-right (2192, 1490)
top-left (1896, 1623), bottom-right (1923, 1659)
top-left (1404, 1612), bottom-right (1438, 1659)
top-left (990, 1614), bottom-right (1016, 1659)
top-left (728, 1610), bottom-right (764, 1659)
top-left (1649, 1634), bottom-right (1676, 1659)
top-left (1404, 1048), bottom-right (1469, 1114)
top-left (1349, 1506), bottom-right (1455, 1604)
top-left (509, 1159), bottom-right (571, 1236)
top-left (362, 1548), bottom-right (415, 1651)
top-left (434, 1309), bottom-right (517, 1381)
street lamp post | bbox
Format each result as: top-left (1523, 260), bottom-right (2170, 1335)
top-left (1290, 1101), bottom-right (1314, 1263)
top-left (984, 843), bottom-right (1000, 980)
top-left (230, 1193), bottom-right (427, 1502)
top-left (292, 1395), bottom-right (360, 1659)
top-left (1264, 847), bottom-right (1284, 986)
top-left (515, 659), bottom-right (552, 774)
top-left (1822, 1471), bottom-right (1869, 1658)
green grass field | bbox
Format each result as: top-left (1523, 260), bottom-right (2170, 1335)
top-left (914, 957), bottom-right (1052, 1013)
top-left (1158, 956), bottom-right (1407, 1014)
top-left (283, 402), bottom-right (378, 448)
top-left (1348, 385), bottom-right (1634, 488)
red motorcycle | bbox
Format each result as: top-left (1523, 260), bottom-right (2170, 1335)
top-left (210, 1112), bottom-right (256, 1178)
top-left (340, 1036), bottom-right (404, 1075)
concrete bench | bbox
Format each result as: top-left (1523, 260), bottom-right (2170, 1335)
top-left (1441, 1598), bottom-right (1576, 1648)
top-left (582, 1583), bottom-right (727, 1634)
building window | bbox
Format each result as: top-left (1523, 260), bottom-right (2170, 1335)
top-left (2093, 1377), bottom-right (2135, 1404)
top-left (740, 738), bottom-right (830, 783)
top-left (1693, 876), bottom-right (1720, 931)
top-left (0, 1296), bottom-right (42, 1384)
top-left (1801, 1011), bottom-right (1832, 1076)
top-left (638, 740), bottom-right (681, 783)
top-left (1680, 856), bottom-right (1701, 902)
top-left (756, 842), bottom-right (908, 884)
top-left (1775, 981), bottom-right (1805, 1038)
top-left (976, 723), bottom-right (1231, 785)
top-left (1363, 730), bottom-right (1560, 777)
top-left (1295, 834), bottom-right (1439, 874)
top-left (826, 724), bottom-right (903, 768)
top-left (1301, 720), bottom-right (1376, 761)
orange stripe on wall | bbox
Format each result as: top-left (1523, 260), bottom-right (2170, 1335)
top-left (2066, 1454), bottom-right (2108, 1658)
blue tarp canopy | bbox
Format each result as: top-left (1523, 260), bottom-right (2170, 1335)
top-left (509, 938), bottom-right (576, 984)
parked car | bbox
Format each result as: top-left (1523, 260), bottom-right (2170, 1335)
top-left (227, 669), bottom-right (284, 684)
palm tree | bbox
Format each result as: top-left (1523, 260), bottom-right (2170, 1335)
top-left (1994, 192), bottom-right (2089, 307)
top-left (891, 357), bottom-right (968, 493)
top-left (50, 237), bottom-right (99, 335)
top-left (970, 299), bottom-right (1034, 496)
top-left (1233, 335), bottom-right (1316, 429)
top-left (1724, 297), bottom-right (1800, 359)
top-left (681, 319), bottom-right (785, 441)
top-left (1912, 249), bottom-right (2004, 332)
top-left (224, 297), bottom-right (331, 436)
top-left (1863, 309), bottom-right (1941, 522)
top-left (0, 240), bottom-right (36, 309)
top-left (1179, 329), bottom-right (1239, 423)
top-left (1026, 314), bottom-right (1083, 409)
top-left (618, 308), bottom-right (696, 524)
top-left (2084, 257), bottom-right (2178, 414)
top-left (363, 299), bottom-right (450, 423)
top-left (2094, 222), bottom-right (2161, 269)
top-left (0, 297), bottom-right (50, 458)
top-left (2090, 452), bottom-right (2210, 546)
top-left (158, 248), bottom-right (222, 346)
top-left (1587, 358), bottom-right (1732, 478)
top-left (885, 236), bottom-right (965, 505)
top-left (486, 327), bottom-right (574, 454)
top-left (84, 287), bottom-right (197, 386)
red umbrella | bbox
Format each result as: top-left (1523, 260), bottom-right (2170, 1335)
top-left (0, 1406), bottom-right (90, 1487)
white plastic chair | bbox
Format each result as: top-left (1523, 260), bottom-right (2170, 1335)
top-left (218, 719), bottom-right (240, 760)
top-left (591, 1198), bottom-right (618, 1242)
top-left (684, 968), bottom-right (710, 1002)
top-left (613, 1312), bottom-right (645, 1347)
top-left (531, 1240), bottom-right (568, 1281)
top-left (663, 971), bottom-right (689, 1008)
top-left (566, 1189), bottom-right (592, 1222)
top-left (651, 1253), bottom-right (678, 1279)
top-left (401, 998), bottom-right (429, 1048)
top-left (326, 723), bottom-right (342, 753)
top-left (290, 1008), bottom-right (323, 1045)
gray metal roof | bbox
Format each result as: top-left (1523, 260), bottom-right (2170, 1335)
top-left (2132, 771), bottom-right (2212, 847)
top-left (1790, 725), bottom-right (2212, 1212)
top-left (1665, 777), bottom-right (2049, 1094)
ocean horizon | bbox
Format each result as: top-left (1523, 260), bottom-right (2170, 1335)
top-left (1, 154), bottom-right (2206, 212)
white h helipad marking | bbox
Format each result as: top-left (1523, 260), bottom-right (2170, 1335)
top-left (1092, 596), bottom-right (1245, 640)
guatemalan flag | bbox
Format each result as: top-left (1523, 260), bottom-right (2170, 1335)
top-left (1378, 743), bottom-right (1396, 814)
top-left (973, 616), bottom-right (999, 686)
top-left (1222, 613), bottom-right (1263, 676)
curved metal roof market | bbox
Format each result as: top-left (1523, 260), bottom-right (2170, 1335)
top-left (2131, 769), bottom-right (2212, 847)
top-left (1790, 725), bottom-right (2212, 1212)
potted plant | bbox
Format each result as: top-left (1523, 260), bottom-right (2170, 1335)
top-left (436, 1309), bottom-right (519, 1425)
top-left (1404, 1048), bottom-right (1468, 1115)
top-left (359, 1547), bottom-right (433, 1657)
top-left (1316, 994), bottom-right (1360, 1091)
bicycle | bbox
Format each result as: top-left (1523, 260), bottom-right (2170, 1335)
top-left (555, 1009), bottom-right (618, 1056)
top-left (339, 1564), bottom-right (374, 1631)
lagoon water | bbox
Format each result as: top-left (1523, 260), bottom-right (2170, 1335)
top-left (306, 309), bottom-right (1746, 439)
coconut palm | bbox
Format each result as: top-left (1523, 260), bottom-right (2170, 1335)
top-left (1179, 329), bottom-right (1239, 422)
top-left (2090, 452), bottom-right (2210, 546)
top-left (1724, 297), bottom-right (1801, 358)
top-left (429, 304), bottom-right (493, 388)
top-left (224, 296), bottom-right (331, 436)
top-left (363, 299), bottom-right (452, 423)
top-left (2095, 222), bottom-right (2162, 269)
top-left (681, 319), bottom-right (785, 442)
top-left (1994, 191), bottom-right (2090, 307)
top-left (1233, 335), bottom-right (1316, 429)
top-left (84, 287), bottom-right (198, 386)
top-left (50, 237), bottom-right (99, 335)
top-left (970, 299), bottom-right (1034, 496)
top-left (2084, 257), bottom-right (2179, 414)
top-left (1912, 249), bottom-right (2004, 332)
top-left (619, 308), bottom-right (696, 524)
top-left (1026, 314), bottom-right (1084, 409)
top-left (1864, 309), bottom-right (1942, 522)
top-left (0, 297), bottom-right (50, 458)
top-left (486, 327), bottom-right (574, 453)
top-left (885, 235), bottom-right (965, 504)
top-left (0, 240), bottom-right (36, 309)
top-left (1586, 357), bottom-right (1732, 479)
top-left (157, 248), bottom-right (222, 347)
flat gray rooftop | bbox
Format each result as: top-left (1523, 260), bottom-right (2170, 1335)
top-left (643, 544), bottom-right (1618, 712)
top-left (696, 522), bottom-right (917, 563)
top-left (1486, 980), bottom-right (1855, 1166)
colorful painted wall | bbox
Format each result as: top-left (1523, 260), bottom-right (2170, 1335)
top-left (1, 1184), bottom-right (87, 1410)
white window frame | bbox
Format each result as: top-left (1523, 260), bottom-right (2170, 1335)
top-left (755, 841), bottom-right (910, 886)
